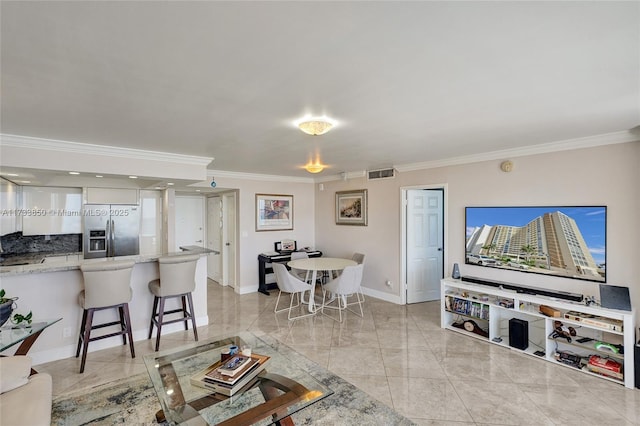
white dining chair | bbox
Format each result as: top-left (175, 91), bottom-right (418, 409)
top-left (273, 263), bottom-right (315, 320)
top-left (331, 252), bottom-right (366, 280)
top-left (320, 263), bottom-right (365, 322)
top-left (289, 251), bottom-right (310, 282)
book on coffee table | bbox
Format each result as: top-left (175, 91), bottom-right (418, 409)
top-left (190, 353), bottom-right (270, 396)
top-left (216, 355), bottom-right (253, 377)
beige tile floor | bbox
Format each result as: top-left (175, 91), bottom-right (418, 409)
top-left (38, 280), bottom-right (640, 425)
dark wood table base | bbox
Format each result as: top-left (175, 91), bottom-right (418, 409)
top-left (155, 372), bottom-right (311, 426)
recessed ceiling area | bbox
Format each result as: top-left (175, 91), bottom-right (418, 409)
top-left (0, 167), bottom-right (220, 194)
top-left (1, 2), bottom-right (638, 178)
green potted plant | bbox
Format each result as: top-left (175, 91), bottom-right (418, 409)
top-left (0, 289), bottom-right (32, 327)
top-left (0, 289), bottom-right (18, 327)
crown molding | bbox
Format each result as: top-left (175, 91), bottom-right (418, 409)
top-left (395, 130), bottom-right (639, 173)
top-left (207, 169), bottom-right (314, 183)
top-left (0, 134), bottom-right (214, 166)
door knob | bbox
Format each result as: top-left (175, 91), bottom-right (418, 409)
top-left (195, 240), bottom-right (203, 243)
top-left (225, 242), bottom-right (231, 246)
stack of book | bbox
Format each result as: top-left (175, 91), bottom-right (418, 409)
top-left (190, 353), bottom-right (271, 396)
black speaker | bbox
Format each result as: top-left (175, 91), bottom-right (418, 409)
top-left (509, 318), bottom-right (529, 350)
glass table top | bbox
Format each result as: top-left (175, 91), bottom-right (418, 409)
top-left (143, 331), bottom-right (333, 426)
top-left (0, 318), bottom-right (62, 352)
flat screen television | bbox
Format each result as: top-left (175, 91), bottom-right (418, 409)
top-left (465, 206), bottom-right (606, 283)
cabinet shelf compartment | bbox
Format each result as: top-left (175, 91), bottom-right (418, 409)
top-left (550, 353), bottom-right (624, 385)
top-left (447, 316), bottom-right (490, 340)
top-left (561, 310), bottom-right (624, 335)
top-left (548, 335), bottom-right (624, 361)
top-left (445, 296), bottom-right (490, 320)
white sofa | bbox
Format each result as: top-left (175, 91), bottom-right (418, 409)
top-left (0, 356), bottom-right (52, 426)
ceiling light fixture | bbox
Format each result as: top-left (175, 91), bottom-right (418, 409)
top-left (295, 115), bottom-right (336, 136)
top-left (69, 171), bottom-right (80, 175)
top-left (304, 161), bottom-right (325, 174)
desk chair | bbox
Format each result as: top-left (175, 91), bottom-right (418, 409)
top-left (76, 260), bottom-right (135, 373)
top-left (321, 263), bottom-right (365, 322)
top-left (273, 263), bottom-right (315, 320)
top-left (352, 252), bottom-right (366, 265)
top-left (148, 254), bottom-right (200, 351)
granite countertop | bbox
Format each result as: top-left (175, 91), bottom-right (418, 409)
top-left (0, 251), bottom-right (82, 266)
top-left (0, 246), bottom-right (217, 277)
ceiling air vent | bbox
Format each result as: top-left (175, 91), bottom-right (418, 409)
top-left (367, 168), bottom-right (395, 180)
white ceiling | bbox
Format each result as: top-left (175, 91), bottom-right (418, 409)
top-left (1, 1), bottom-right (639, 180)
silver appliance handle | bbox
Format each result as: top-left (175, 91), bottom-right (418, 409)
top-left (106, 219), bottom-right (111, 257)
top-left (109, 219), bottom-right (115, 257)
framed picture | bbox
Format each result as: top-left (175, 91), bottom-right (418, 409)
top-left (335, 189), bottom-right (368, 226)
top-left (256, 194), bottom-right (293, 231)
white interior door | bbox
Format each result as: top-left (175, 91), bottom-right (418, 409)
top-left (175, 196), bottom-right (205, 251)
top-left (406, 188), bottom-right (444, 303)
top-left (207, 196), bottom-right (222, 282)
top-left (222, 192), bottom-right (236, 287)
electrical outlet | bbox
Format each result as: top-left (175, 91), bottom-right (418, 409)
top-left (63, 327), bottom-right (72, 338)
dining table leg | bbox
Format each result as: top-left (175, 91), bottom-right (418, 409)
top-left (307, 270), bottom-right (318, 312)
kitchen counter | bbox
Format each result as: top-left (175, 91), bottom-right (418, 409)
top-left (1, 246), bottom-right (214, 365)
top-left (0, 246), bottom-right (217, 277)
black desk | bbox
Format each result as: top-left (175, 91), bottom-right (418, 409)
top-left (257, 250), bottom-right (322, 295)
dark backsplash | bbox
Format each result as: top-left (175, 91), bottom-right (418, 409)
top-left (1, 232), bottom-right (82, 256)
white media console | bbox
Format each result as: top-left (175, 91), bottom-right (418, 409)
top-left (441, 277), bottom-right (636, 388)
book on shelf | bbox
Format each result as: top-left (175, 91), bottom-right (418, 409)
top-left (190, 353), bottom-right (271, 396)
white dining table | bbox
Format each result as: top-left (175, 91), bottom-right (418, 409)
top-left (287, 257), bottom-right (357, 312)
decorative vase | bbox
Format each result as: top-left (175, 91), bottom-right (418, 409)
top-left (452, 263), bottom-right (461, 279)
top-left (0, 298), bottom-right (16, 327)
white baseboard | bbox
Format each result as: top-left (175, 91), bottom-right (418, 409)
top-left (361, 287), bottom-right (403, 304)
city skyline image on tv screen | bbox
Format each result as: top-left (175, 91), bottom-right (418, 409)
top-left (465, 206), bottom-right (606, 283)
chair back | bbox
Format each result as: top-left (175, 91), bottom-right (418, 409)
top-left (273, 263), bottom-right (310, 293)
top-left (157, 254), bottom-right (200, 296)
top-left (352, 252), bottom-right (366, 264)
top-left (80, 261), bottom-right (135, 309)
top-left (330, 264), bottom-right (364, 295)
top-left (290, 251), bottom-right (309, 261)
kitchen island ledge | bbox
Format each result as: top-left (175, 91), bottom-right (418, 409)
top-left (0, 245), bottom-right (217, 277)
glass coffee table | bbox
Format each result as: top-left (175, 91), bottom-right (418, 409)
top-left (143, 331), bottom-right (333, 425)
top-left (0, 318), bottom-right (62, 354)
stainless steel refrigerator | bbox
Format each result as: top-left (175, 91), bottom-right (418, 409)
top-left (83, 205), bottom-right (140, 259)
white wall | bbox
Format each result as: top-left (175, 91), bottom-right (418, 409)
top-left (207, 176), bottom-right (316, 294)
top-left (316, 142), bottom-right (640, 312)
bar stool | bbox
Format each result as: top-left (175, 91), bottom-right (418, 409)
top-left (148, 254), bottom-right (200, 351)
top-left (76, 260), bottom-right (136, 373)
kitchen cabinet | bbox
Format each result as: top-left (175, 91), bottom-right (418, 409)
top-left (0, 178), bottom-right (19, 235)
top-left (22, 186), bottom-right (82, 235)
top-left (85, 187), bottom-right (139, 205)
